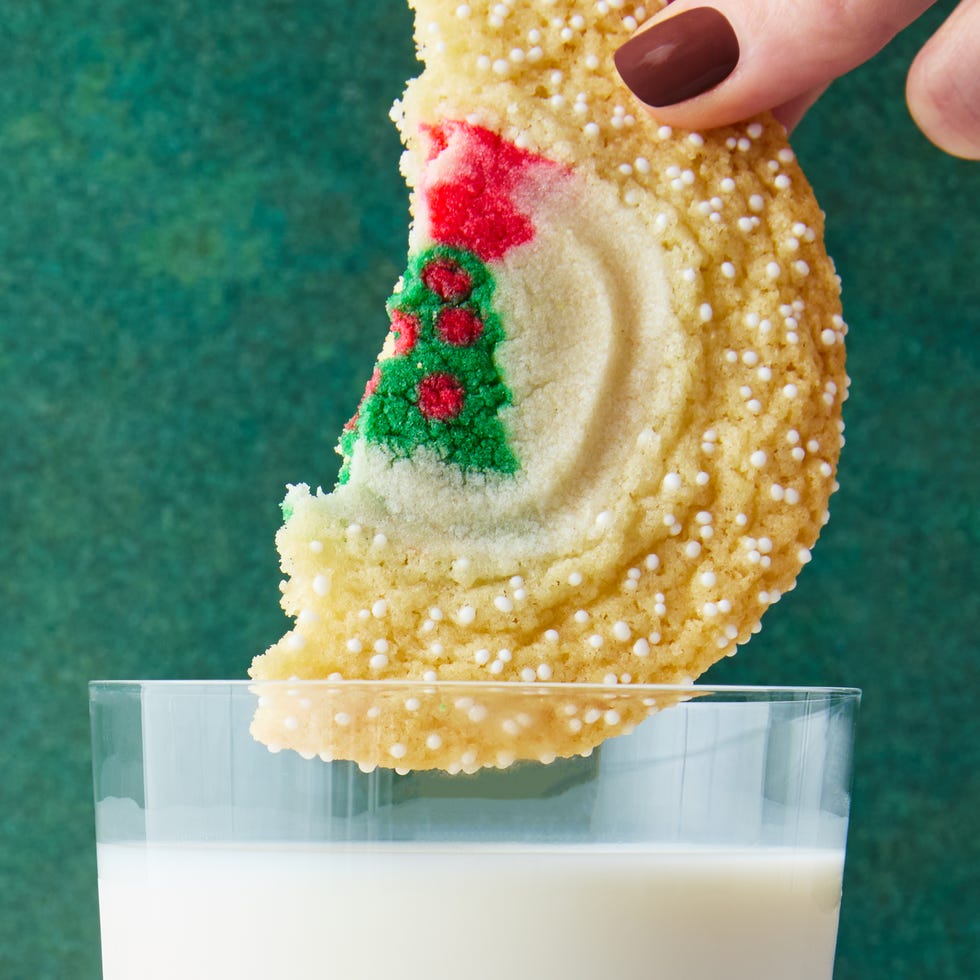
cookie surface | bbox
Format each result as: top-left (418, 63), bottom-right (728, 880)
top-left (250, 0), bottom-right (848, 770)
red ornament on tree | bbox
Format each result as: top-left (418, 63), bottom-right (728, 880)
top-left (417, 372), bottom-right (465, 421)
top-left (390, 310), bottom-right (420, 355)
top-left (436, 306), bottom-right (484, 347)
top-left (421, 257), bottom-right (473, 302)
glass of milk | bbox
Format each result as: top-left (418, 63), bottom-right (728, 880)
top-left (90, 681), bottom-right (859, 980)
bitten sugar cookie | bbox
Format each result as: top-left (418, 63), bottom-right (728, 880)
top-left (250, 0), bottom-right (848, 771)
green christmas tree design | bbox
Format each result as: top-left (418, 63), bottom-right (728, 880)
top-left (338, 245), bottom-right (519, 483)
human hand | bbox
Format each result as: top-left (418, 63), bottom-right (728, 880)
top-left (614, 1), bottom-right (980, 160)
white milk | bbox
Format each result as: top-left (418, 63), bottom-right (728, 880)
top-left (97, 843), bottom-right (844, 980)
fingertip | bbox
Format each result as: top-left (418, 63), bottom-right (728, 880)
top-left (906, 1), bottom-right (980, 161)
top-left (617, 0), bottom-right (934, 133)
top-left (613, 5), bottom-right (744, 129)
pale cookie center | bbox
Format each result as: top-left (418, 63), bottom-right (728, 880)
top-left (335, 168), bottom-right (689, 566)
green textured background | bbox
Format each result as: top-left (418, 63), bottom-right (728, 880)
top-left (1, 2), bottom-right (977, 977)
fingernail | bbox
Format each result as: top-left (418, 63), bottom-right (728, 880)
top-left (614, 7), bottom-right (740, 108)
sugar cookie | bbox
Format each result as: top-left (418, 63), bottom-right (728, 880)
top-left (250, 0), bottom-right (848, 771)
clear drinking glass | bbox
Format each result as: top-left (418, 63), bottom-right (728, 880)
top-left (90, 680), bottom-right (859, 980)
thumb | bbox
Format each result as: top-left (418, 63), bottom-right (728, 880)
top-left (614, 0), bottom-right (938, 131)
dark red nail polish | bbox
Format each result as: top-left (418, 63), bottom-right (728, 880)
top-left (614, 7), bottom-right (740, 108)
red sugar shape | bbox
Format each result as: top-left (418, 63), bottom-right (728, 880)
top-left (390, 309), bottom-right (419, 355)
top-left (417, 372), bottom-right (465, 421)
top-left (421, 121), bottom-right (564, 262)
top-left (436, 306), bottom-right (484, 347)
top-left (421, 258), bottom-right (473, 302)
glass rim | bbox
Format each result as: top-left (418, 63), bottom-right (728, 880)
top-left (89, 679), bottom-right (861, 699)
